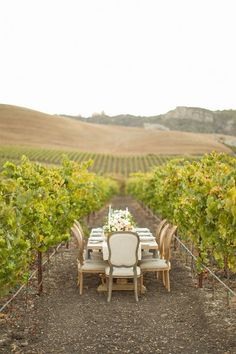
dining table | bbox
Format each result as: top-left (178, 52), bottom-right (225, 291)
top-left (87, 227), bottom-right (158, 293)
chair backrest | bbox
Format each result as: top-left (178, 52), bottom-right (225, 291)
top-left (159, 223), bottom-right (170, 258)
top-left (71, 225), bottom-right (85, 265)
top-left (162, 225), bottom-right (178, 261)
top-left (155, 218), bottom-right (168, 241)
top-left (74, 219), bottom-right (84, 237)
top-left (107, 232), bottom-right (140, 268)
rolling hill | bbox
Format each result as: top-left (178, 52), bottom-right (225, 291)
top-left (0, 104), bottom-right (234, 156)
top-left (68, 106), bottom-right (236, 136)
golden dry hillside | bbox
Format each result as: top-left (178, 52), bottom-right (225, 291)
top-left (0, 104), bottom-right (233, 155)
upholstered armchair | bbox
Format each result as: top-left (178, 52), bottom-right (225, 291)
top-left (106, 231), bottom-right (142, 302)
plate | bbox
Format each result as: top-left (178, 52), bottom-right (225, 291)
top-left (137, 232), bottom-right (153, 237)
top-left (89, 236), bottom-right (103, 241)
top-left (140, 236), bottom-right (155, 241)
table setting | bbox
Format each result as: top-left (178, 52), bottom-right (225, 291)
top-left (87, 206), bottom-right (157, 251)
top-left (85, 206), bottom-right (159, 293)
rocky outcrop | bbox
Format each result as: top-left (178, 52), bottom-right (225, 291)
top-left (164, 107), bottom-right (214, 123)
top-left (156, 107), bottom-right (236, 136)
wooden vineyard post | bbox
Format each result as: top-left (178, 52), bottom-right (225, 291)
top-left (198, 271), bottom-right (203, 288)
top-left (191, 243), bottom-right (195, 273)
top-left (173, 235), bottom-right (178, 251)
top-left (37, 250), bottom-right (43, 294)
top-left (225, 260), bottom-right (230, 307)
top-left (197, 239), bottom-right (203, 288)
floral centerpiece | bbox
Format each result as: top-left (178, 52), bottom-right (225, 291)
top-left (103, 207), bottom-right (135, 235)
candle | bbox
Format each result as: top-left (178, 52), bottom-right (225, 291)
top-left (108, 205), bottom-right (111, 226)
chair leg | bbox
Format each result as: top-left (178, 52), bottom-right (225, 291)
top-left (101, 274), bottom-right (106, 286)
top-left (79, 272), bottom-right (83, 295)
top-left (107, 274), bottom-right (113, 302)
top-left (140, 275), bottom-right (144, 294)
top-left (162, 271), bottom-right (166, 287)
top-left (165, 271), bottom-right (170, 292)
top-left (134, 275), bottom-right (138, 302)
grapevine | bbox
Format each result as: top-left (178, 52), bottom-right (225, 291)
top-left (127, 152), bottom-right (236, 275)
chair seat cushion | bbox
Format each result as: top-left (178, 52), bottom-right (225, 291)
top-left (105, 266), bottom-right (141, 277)
top-left (140, 256), bottom-right (161, 262)
top-left (79, 259), bottom-right (107, 271)
top-left (140, 259), bottom-right (170, 270)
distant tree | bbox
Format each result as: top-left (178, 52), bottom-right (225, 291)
top-left (92, 110), bottom-right (106, 117)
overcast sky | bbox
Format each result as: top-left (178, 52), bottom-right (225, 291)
top-left (1, 0), bottom-right (236, 117)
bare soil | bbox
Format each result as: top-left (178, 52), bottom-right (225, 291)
top-left (0, 104), bottom-right (233, 155)
top-left (0, 196), bottom-right (236, 354)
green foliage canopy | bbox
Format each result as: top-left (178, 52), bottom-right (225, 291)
top-left (0, 156), bottom-right (118, 294)
top-left (127, 152), bottom-right (236, 272)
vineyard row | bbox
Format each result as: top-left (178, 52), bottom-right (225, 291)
top-left (0, 146), bottom-right (199, 177)
top-left (0, 157), bottom-right (118, 295)
top-left (127, 152), bottom-right (236, 277)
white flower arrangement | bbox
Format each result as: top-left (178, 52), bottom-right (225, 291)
top-left (103, 207), bottom-right (135, 234)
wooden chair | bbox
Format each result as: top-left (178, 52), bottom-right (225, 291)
top-left (71, 226), bottom-right (107, 295)
top-left (106, 231), bottom-right (142, 302)
top-left (74, 219), bottom-right (103, 261)
top-left (139, 225), bottom-right (177, 291)
top-left (142, 219), bottom-right (168, 259)
top-left (161, 225), bottom-right (177, 290)
top-left (74, 219), bottom-right (83, 233)
top-left (159, 223), bottom-right (170, 258)
top-left (141, 222), bottom-right (169, 261)
top-left (155, 218), bottom-right (168, 243)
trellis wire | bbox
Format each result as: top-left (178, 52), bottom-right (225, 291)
top-left (174, 235), bottom-right (236, 297)
top-left (144, 204), bottom-right (236, 298)
top-left (0, 243), bottom-right (63, 313)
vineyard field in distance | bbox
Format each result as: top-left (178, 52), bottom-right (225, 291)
top-left (0, 146), bottom-right (199, 177)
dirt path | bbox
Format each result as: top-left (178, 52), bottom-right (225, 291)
top-left (0, 196), bottom-right (235, 354)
